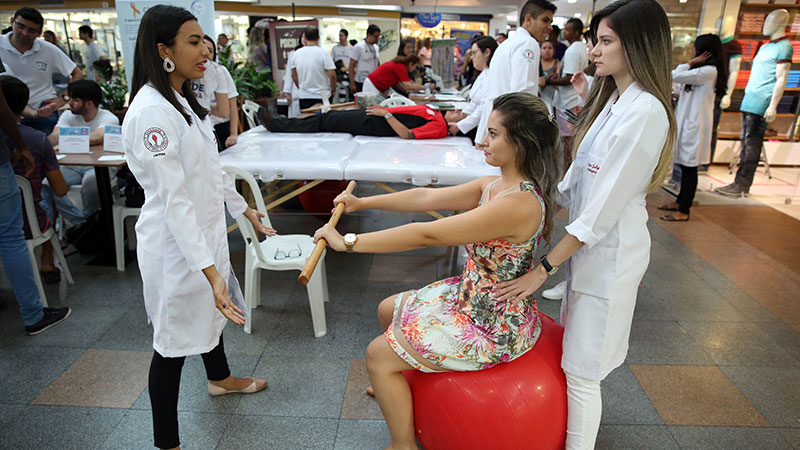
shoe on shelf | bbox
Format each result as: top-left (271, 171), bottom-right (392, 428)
top-left (542, 281), bottom-right (566, 300)
top-left (714, 182), bottom-right (749, 197)
top-left (208, 377), bottom-right (268, 396)
top-left (25, 307), bottom-right (71, 336)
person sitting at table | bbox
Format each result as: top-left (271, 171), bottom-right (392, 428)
top-left (312, 92), bottom-right (561, 450)
top-left (44, 80), bottom-right (119, 231)
top-left (445, 36), bottom-right (498, 141)
top-left (362, 55), bottom-right (433, 98)
top-left (1, 75), bottom-right (68, 283)
top-left (258, 103), bottom-right (448, 140)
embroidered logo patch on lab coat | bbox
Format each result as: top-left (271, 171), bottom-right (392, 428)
top-left (144, 127), bottom-right (168, 153)
top-left (523, 49), bottom-right (535, 61)
top-left (587, 163), bottom-right (600, 174)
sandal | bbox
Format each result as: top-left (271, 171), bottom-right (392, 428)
top-left (657, 203), bottom-right (679, 211)
top-left (660, 213), bottom-right (689, 222)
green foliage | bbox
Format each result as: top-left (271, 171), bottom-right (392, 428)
top-left (219, 50), bottom-right (277, 99)
top-left (99, 68), bottom-right (128, 111)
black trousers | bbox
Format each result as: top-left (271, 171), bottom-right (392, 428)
top-left (149, 334), bottom-right (231, 449)
top-left (676, 164), bottom-right (698, 215)
top-left (298, 97), bottom-right (334, 111)
top-left (734, 112), bottom-right (767, 189)
top-left (267, 109), bottom-right (402, 137)
top-left (214, 121), bottom-right (230, 153)
top-left (709, 97), bottom-right (722, 164)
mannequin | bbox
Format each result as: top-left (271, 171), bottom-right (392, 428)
top-left (714, 16), bottom-right (743, 167)
top-left (716, 9), bottom-right (791, 196)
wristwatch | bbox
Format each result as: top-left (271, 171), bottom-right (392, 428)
top-left (343, 233), bottom-right (358, 253)
top-left (540, 255), bottom-right (558, 276)
top-left (384, 112), bottom-right (393, 120)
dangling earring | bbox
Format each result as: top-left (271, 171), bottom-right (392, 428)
top-left (162, 57), bottom-right (175, 73)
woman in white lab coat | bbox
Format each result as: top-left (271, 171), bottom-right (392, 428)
top-left (123, 6), bottom-right (273, 450)
top-left (445, 36), bottom-right (498, 140)
top-left (496, 1), bottom-right (676, 449)
top-left (659, 34), bottom-right (727, 221)
top-left (282, 35), bottom-right (306, 118)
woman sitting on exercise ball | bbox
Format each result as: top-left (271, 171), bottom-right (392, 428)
top-left (314, 92), bottom-right (561, 450)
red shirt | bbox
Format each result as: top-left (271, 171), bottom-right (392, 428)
top-left (367, 61), bottom-right (411, 92)
top-left (386, 105), bottom-right (448, 140)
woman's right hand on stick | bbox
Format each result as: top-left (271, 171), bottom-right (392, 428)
top-left (332, 191), bottom-right (361, 214)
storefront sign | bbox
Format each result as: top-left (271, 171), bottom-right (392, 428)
top-left (416, 13), bottom-right (442, 28)
top-left (116, 0), bottom-right (215, 87)
top-left (450, 29), bottom-right (483, 56)
top-left (268, 20), bottom-right (318, 71)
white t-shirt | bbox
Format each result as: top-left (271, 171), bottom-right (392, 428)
top-left (351, 40), bottom-right (380, 83)
top-left (0, 35), bottom-right (76, 108)
top-left (84, 41), bottom-right (104, 81)
top-left (190, 60), bottom-right (229, 110)
top-left (331, 44), bottom-right (352, 67)
top-left (211, 64), bottom-right (239, 125)
top-left (290, 45), bottom-right (335, 99)
top-left (553, 40), bottom-right (589, 111)
top-left (56, 107), bottom-right (119, 130)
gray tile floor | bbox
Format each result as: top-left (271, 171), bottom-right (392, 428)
top-left (0, 183), bottom-right (798, 449)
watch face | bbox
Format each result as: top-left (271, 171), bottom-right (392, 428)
top-left (344, 233), bottom-right (356, 245)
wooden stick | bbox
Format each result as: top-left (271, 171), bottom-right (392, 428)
top-left (300, 101), bottom-right (355, 114)
top-left (298, 180), bottom-right (357, 285)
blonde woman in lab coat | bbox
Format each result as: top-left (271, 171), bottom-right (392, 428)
top-left (659, 34), bottom-right (727, 221)
top-left (495, 1), bottom-right (676, 449)
top-left (123, 6), bottom-right (274, 450)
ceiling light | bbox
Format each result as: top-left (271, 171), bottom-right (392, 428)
top-left (573, 12), bottom-right (582, 17)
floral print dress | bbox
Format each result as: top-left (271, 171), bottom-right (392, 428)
top-left (385, 179), bottom-right (544, 372)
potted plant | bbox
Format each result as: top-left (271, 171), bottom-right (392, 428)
top-left (219, 51), bottom-right (278, 112)
top-left (100, 68), bottom-right (129, 124)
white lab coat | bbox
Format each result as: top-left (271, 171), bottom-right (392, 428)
top-left (672, 64), bottom-right (717, 166)
top-left (557, 82), bottom-right (669, 381)
top-left (123, 84), bottom-right (248, 358)
top-left (456, 67), bottom-right (491, 134)
top-left (475, 27), bottom-right (541, 142)
top-left (284, 50), bottom-right (301, 118)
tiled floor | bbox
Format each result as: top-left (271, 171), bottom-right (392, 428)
top-left (0, 182), bottom-right (798, 449)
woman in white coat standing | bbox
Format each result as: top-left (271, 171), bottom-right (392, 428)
top-left (495, 1), bottom-right (676, 448)
top-left (123, 6), bottom-right (274, 450)
top-left (283, 35), bottom-right (306, 118)
top-left (659, 34), bottom-right (727, 221)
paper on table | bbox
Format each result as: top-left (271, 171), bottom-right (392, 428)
top-left (98, 155), bottom-right (127, 161)
top-left (56, 154), bottom-right (67, 160)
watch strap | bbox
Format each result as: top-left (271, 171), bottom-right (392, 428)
top-left (540, 255), bottom-right (557, 275)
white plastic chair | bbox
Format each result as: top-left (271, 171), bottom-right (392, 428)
top-left (222, 166), bottom-right (330, 337)
top-left (242, 100), bottom-right (260, 130)
top-left (380, 93), bottom-right (416, 108)
top-left (15, 175), bottom-right (74, 307)
top-left (113, 201), bottom-right (140, 272)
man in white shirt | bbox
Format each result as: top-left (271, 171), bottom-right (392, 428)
top-left (1, 7), bottom-right (83, 135)
top-left (331, 29), bottom-right (352, 67)
top-left (43, 80), bottom-right (118, 228)
top-left (348, 24), bottom-right (381, 95)
top-left (475, 0), bottom-right (556, 143)
top-left (291, 26), bottom-right (336, 110)
top-left (79, 25), bottom-right (106, 82)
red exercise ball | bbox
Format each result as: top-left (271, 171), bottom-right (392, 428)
top-left (403, 313), bottom-right (567, 450)
top-left (297, 180), bottom-right (349, 215)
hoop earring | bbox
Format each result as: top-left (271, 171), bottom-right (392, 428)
top-left (162, 57), bottom-right (175, 73)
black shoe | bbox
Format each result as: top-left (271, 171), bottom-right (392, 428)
top-left (25, 307), bottom-right (71, 336)
top-left (256, 106), bottom-right (281, 130)
top-left (40, 269), bottom-right (60, 284)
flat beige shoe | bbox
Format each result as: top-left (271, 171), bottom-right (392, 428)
top-left (208, 377), bottom-right (268, 396)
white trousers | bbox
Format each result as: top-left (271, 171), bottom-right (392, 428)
top-left (565, 372), bottom-right (603, 450)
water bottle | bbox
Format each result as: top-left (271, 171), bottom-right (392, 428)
top-left (425, 84), bottom-right (432, 97)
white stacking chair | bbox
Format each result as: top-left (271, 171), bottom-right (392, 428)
top-left (15, 175), bottom-right (74, 307)
top-left (380, 93), bottom-right (416, 108)
top-left (113, 200), bottom-right (140, 272)
top-left (221, 166), bottom-right (330, 337)
top-left (241, 100), bottom-right (260, 130)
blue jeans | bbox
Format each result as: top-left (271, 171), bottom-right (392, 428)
top-left (41, 165), bottom-right (99, 227)
top-left (735, 112), bottom-right (767, 189)
top-left (0, 162), bottom-right (44, 325)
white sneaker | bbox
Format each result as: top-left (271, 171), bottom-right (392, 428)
top-left (542, 281), bottom-right (566, 300)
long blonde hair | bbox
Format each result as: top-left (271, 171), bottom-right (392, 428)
top-left (574, 0), bottom-right (676, 193)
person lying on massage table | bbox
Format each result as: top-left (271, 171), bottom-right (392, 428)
top-left (257, 104), bottom-right (448, 140)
